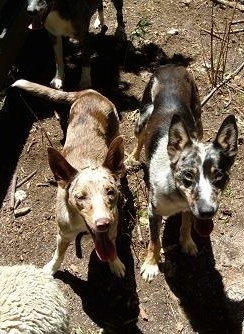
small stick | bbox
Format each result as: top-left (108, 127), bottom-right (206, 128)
top-left (19, 94), bottom-right (53, 147)
top-left (36, 182), bottom-right (50, 187)
top-left (201, 27), bottom-right (244, 36)
top-left (214, 0), bottom-right (244, 12)
top-left (14, 207), bottom-right (31, 218)
top-left (27, 139), bottom-right (37, 153)
top-left (16, 170), bottom-right (37, 188)
top-left (231, 19), bottom-right (244, 25)
top-left (201, 61), bottom-right (244, 107)
top-left (9, 167), bottom-right (18, 211)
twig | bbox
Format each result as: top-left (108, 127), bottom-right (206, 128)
top-left (9, 167), bottom-right (18, 211)
top-left (201, 61), bottom-right (244, 107)
top-left (200, 27), bottom-right (223, 40)
top-left (218, 28), bottom-right (244, 34)
top-left (231, 19), bottom-right (244, 25)
top-left (214, 0), bottom-right (244, 12)
top-left (19, 94), bottom-right (53, 147)
top-left (16, 170), bottom-right (37, 188)
top-left (14, 207), bottom-right (31, 218)
top-left (27, 139), bottom-right (37, 153)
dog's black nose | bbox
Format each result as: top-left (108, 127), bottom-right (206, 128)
top-left (197, 200), bottom-right (215, 219)
top-left (27, 7), bottom-right (38, 16)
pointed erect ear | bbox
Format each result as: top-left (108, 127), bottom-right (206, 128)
top-left (167, 114), bottom-right (192, 163)
top-left (47, 147), bottom-right (78, 188)
top-left (213, 115), bottom-right (238, 157)
top-left (103, 136), bottom-right (124, 176)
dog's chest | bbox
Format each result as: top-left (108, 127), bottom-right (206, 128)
top-left (149, 151), bottom-right (188, 216)
top-left (45, 11), bottom-right (75, 37)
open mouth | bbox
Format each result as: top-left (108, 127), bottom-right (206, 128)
top-left (92, 231), bottom-right (117, 262)
top-left (193, 217), bottom-right (214, 237)
top-left (28, 9), bottom-right (48, 30)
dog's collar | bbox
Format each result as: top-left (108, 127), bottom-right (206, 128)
top-left (28, 2), bottom-right (55, 30)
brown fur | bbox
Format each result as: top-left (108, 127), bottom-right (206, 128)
top-left (12, 79), bottom-right (126, 277)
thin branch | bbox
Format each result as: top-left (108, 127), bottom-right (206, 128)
top-left (19, 94), bottom-right (53, 147)
top-left (214, 0), bottom-right (244, 12)
top-left (201, 61), bottom-right (244, 107)
top-left (231, 19), bottom-right (244, 24)
top-left (16, 170), bottom-right (37, 188)
top-left (9, 167), bottom-right (18, 211)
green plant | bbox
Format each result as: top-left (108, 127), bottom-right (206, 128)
top-left (130, 18), bottom-right (152, 43)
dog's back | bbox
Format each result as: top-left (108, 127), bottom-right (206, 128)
top-left (141, 64), bottom-right (202, 163)
top-left (63, 90), bottom-right (120, 170)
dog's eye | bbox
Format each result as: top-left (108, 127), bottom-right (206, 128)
top-left (214, 170), bottom-right (224, 181)
top-left (213, 170), bottom-right (227, 187)
top-left (107, 189), bottom-right (116, 197)
top-left (75, 193), bottom-right (87, 201)
top-left (182, 171), bottom-right (195, 187)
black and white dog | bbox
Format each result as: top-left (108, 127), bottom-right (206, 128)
top-left (26, 0), bottom-right (125, 89)
top-left (130, 63), bottom-right (238, 282)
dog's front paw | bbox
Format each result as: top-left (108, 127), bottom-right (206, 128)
top-left (181, 238), bottom-right (198, 256)
top-left (109, 257), bottom-right (125, 278)
top-left (50, 77), bottom-right (63, 90)
top-left (140, 262), bottom-right (160, 282)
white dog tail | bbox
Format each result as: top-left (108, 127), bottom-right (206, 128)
top-left (11, 79), bottom-right (84, 104)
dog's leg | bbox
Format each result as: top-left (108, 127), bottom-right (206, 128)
top-left (179, 212), bottom-right (198, 255)
top-left (78, 30), bottom-right (92, 89)
top-left (108, 255), bottom-right (125, 278)
top-left (49, 35), bottom-right (65, 90)
top-left (130, 126), bottom-right (146, 161)
top-left (140, 204), bottom-right (162, 282)
top-left (111, 0), bottom-right (126, 40)
top-left (43, 232), bottom-right (73, 275)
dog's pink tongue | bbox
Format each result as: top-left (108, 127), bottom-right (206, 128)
top-left (94, 233), bottom-right (116, 262)
top-left (28, 16), bottom-right (44, 30)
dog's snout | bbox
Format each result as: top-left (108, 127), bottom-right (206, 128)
top-left (27, 7), bottom-right (38, 16)
top-left (197, 200), bottom-right (215, 219)
top-left (95, 218), bottom-right (111, 232)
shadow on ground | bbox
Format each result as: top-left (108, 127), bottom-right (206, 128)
top-left (0, 29), bottom-right (169, 208)
top-left (163, 214), bottom-right (244, 334)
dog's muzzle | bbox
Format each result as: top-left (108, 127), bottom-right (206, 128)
top-left (95, 218), bottom-right (111, 232)
top-left (197, 199), bottom-right (215, 220)
top-left (90, 218), bottom-right (116, 262)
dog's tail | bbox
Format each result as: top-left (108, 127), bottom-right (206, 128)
top-left (11, 79), bottom-right (82, 104)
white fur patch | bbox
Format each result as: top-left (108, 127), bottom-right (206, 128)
top-left (198, 144), bottom-right (214, 205)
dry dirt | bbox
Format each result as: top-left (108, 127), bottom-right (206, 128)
top-left (0, 0), bottom-right (244, 333)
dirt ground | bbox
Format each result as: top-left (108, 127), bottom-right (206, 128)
top-left (0, 0), bottom-right (244, 333)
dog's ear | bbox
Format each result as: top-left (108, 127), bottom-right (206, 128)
top-left (47, 147), bottom-right (78, 188)
top-left (103, 136), bottom-right (124, 176)
top-left (167, 114), bottom-right (192, 163)
top-left (213, 115), bottom-right (238, 158)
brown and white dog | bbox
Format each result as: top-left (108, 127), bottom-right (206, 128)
top-left (12, 79), bottom-right (126, 278)
top-left (26, 0), bottom-right (125, 89)
top-left (130, 63), bottom-right (238, 282)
